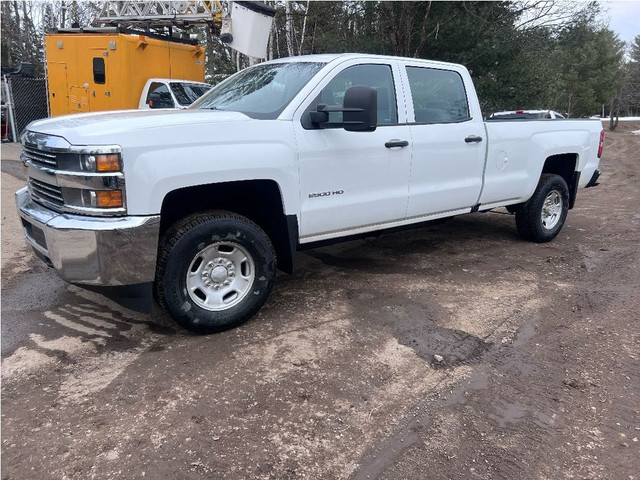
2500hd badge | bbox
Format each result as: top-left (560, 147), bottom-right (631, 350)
top-left (309, 190), bottom-right (344, 199)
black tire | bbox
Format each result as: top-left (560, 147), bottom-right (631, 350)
top-left (154, 211), bottom-right (276, 334)
top-left (515, 174), bottom-right (569, 243)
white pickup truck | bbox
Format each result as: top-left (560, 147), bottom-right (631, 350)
top-left (16, 53), bottom-right (604, 333)
top-left (138, 78), bottom-right (212, 110)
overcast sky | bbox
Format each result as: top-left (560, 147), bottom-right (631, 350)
top-left (606, 1), bottom-right (640, 45)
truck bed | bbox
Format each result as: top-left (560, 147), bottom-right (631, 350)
top-left (479, 119), bottom-right (602, 208)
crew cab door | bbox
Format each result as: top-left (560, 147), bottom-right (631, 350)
top-left (294, 61), bottom-right (411, 241)
top-left (399, 62), bottom-right (486, 217)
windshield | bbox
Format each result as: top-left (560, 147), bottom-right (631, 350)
top-left (170, 82), bottom-right (212, 106)
top-left (191, 62), bottom-right (325, 119)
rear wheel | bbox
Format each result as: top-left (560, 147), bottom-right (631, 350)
top-left (155, 211), bottom-right (276, 334)
top-left (515, 174), bottom-right (569, 243)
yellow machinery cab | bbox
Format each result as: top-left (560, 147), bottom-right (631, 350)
top-left (45, 28), bottom-right (205, 116)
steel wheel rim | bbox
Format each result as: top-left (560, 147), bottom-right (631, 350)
top-left (185, 241), bottom-right (255, 311)
top-left (541, 190), bottom-right (563, 230)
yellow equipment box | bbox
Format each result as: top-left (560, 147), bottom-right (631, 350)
top-left (45, 29), bottom-right (205, 116)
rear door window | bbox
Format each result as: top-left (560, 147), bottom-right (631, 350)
top-left (406, 67), bottom-right (470, 124)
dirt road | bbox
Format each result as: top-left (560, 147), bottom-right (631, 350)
top-left (2, 123), bottom-right (638, 479)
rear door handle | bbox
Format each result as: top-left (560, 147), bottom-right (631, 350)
top-left (465, 135), bottom-right (483, 143)
top-left (385, 140), bottom-right (409, 148)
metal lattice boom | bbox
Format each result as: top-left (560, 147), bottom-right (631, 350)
top-left (96, 1), bottom-right (225, 26)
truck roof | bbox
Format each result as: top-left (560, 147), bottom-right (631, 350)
top-left (263, 53), bottom-right (466, 70)
top-left (145, 78), bottom-right (210, 85)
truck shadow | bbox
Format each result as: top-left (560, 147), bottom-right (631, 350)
top-left (299, 212), bottom-right (518, 274)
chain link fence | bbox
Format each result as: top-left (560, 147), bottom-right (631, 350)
top-left (2, 77), bottom-right (48, 141)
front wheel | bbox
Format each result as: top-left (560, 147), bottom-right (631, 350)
top-left (154, 211), bottom-right (276, 334)
top-left (515, 174), bottom-right (569, 243)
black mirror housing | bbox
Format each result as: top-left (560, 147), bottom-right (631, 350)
top-left (309, 106), bottom-right (329, 125)
top-left (307, 86), bottom-right (377, 132)
top-left (343, 86), bottom-right (377, 132)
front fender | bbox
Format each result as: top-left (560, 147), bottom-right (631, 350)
top-left (121, 121), bottom-right (299, 216)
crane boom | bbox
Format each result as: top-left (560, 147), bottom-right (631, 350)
top-left (96, 1), bottom-right (225, 26)
top-left (94, 1), bottom-right (275, 58)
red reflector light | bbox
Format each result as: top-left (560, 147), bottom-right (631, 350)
top-left (597, 130), bottom-right (605, 158)
top-left (515, 110), bottom-right (524, 114)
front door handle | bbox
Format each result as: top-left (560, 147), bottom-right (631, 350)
top-left (385, 140), bottom-right (409, 148)
top-left (465, 135), bottom-right (483, 143)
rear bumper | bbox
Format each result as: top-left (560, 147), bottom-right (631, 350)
top-left (15, 187), bottom-right (160, 286)
top-left (585, 169), bottom-right (601, 188)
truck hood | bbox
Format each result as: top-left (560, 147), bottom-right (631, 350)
top-left (27, 109), bottom-right (253, 144)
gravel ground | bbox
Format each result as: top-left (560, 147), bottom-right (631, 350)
top-left (1, 122), bottom-right (638, 479)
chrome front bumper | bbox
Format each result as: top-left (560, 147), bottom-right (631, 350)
top-left (16, 187), bottom-right (160, 286)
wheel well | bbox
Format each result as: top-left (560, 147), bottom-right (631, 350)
top-left (159, 180), bottom-right (297, 274)
top-left (541, 153), bottom-right (579, 209)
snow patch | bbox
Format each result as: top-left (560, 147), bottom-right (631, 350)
top-left (30, 333), bottom-right (95, 354)
top-left (2, 347), bottom-right (55, 379)
top-left (600, 117), bottom-right (640, 122)
top-left (43, 310), bottom-right (112, 337)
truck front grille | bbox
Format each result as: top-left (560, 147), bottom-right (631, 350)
top-left (22, 145), bottom-right (58, 169)
top-left (29, 179), bottom-right (64, 207)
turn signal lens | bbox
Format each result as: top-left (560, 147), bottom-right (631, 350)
top-left (95, 154), bottom-right (121, 172)
top-left (96, 190), bottom-right (123, 208)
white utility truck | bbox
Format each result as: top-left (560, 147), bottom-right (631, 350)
top-left (16, 54), bottom-right (604, 333)
top-left (138, 78), bottom-right (212, 109)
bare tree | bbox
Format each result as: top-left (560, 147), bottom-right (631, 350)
top-left (298, 0), bottom-right (310, 54)
top-left (512, 0), bottom-right (600, 31)
top-left (284, 1), bottom-right (296, 56)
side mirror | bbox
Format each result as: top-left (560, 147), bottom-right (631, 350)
top-left (148, 92), bottom-right (174, 109)
top-left (343, 85), bottom-right (377, 132)
top-left (309, 85), bottom-right (377, 132)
